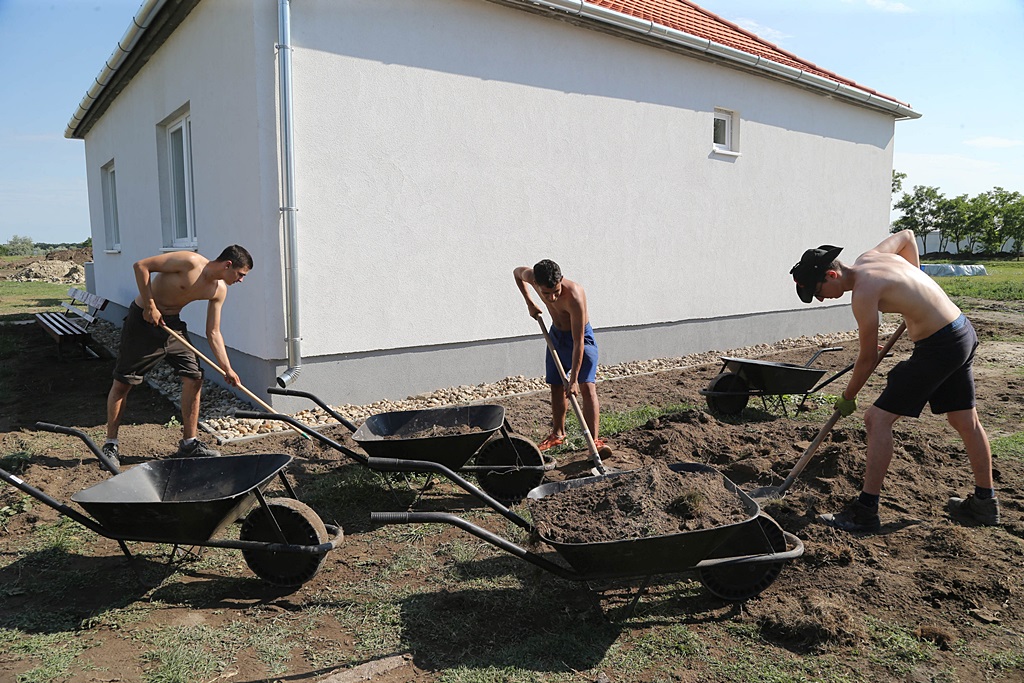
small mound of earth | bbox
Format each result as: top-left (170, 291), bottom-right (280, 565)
top-left (530, 461), bottom-right (749, 544)
top-left (381, 422), bottom-right (483, 439)
top-left (11, 260), bottom-right (85, 283)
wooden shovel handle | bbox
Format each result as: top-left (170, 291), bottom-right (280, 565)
top-left (778, 320), bottom-right (907, 492)
top-left (534, 315), bottom-right (607, 473)
top-left (160, 323), bottom-right (309, 440)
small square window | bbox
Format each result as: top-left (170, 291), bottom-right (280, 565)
top-left (713, 108), bottom-right (740, 155)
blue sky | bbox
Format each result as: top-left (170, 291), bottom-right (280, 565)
top-left (1, 0), bottom-right (1022, 245)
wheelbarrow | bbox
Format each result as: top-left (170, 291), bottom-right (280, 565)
top-left (0, 423), bottom-right (342, 588)
top-left (243, 387), bottom-right (551, 504)
top-left (701, 347), bottom-right (853, 416)
top-left (370, 461), bottom-right (804, 603)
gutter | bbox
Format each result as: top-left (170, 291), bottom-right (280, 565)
top-left (275, 0), bottom-right (303, 386)
top-left (507, 0), bottom-right (921, 120)
top-left (65, 0), bottom-right (169, 138)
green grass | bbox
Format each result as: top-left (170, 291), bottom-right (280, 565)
top-left (549, 402), bottom-right (691, 454)
top-left (927, 259), bottom-right (1024, 301)
top-left (990, 431), bottom-right (1024, 460)
top-left (0, 281), bottom-right (70, 321)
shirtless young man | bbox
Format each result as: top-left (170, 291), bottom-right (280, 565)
top-left (103, 245), bottom-right (253, 465)
top-left (514, 259), bottom-right (602, 452)
top-left (790, 230), bottom-right (998, 532)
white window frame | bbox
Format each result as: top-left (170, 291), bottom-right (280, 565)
top-left (101, 160), bottom-right (120, 251)
top-left (713, 108), bottom-right (741, 157)
top-left (166, 112), bottom-right (197, 248)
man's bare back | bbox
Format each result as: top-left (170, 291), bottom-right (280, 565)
top-left (135, 252), bottom-right (223, 316)
top-left (852, 248), bottom-right (961, 342)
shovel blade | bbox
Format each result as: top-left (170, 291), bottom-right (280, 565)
top-left (748, 485), bottom-right (786, 502)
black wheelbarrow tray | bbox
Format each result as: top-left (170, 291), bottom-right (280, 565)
top-left (701, 346), bottom-right (853, 415)
top-left (0, 423), bottom-right (342, 588)
top-left (247, 387), bottom-right (551, 504)
top-left (369, 461), bottom-right (804, 602)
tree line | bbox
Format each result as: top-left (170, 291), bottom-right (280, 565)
top-left (890, 171), bottom-right (1024, 257)
top-left (0, 235), bottom-right (92, 257)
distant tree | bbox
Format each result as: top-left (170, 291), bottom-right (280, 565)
top-left (933, 195), bottom-right (970, 253)
top-left (987, 187), bottom-right (1023, 255)
top-left (81, 237), bottom-right (92, 248)
top-left (892, 185), bottom-right (944, 253)
top-left (5, 235), bottom-right (34, 256)
top-left (891, 170), bottom-right (907, 196)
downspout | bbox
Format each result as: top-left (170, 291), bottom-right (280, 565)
top-left (276, 0), bottom-right (302, 387)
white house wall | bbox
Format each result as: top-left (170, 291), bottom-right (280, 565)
top-left (290, 0), bottom-right (894, 363)
top-left (83, 0), bottom-right (284, 361)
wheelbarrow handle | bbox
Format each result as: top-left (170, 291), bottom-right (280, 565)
top-left (266, 387), bottom-right (360, 433)
top-left (803, 346), bottom-right (843, 367)
top-left (33, 422), bottom-right (120, 475)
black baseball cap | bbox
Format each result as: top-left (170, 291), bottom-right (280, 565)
top-left (790, 245), bottom-right (843, 303)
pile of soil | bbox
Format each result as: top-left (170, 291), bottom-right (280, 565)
top-left (530, 462), bottom-right (749, 543)
top-left (45, 247), bottom-right (92, 264)
top-left (383, 422), bottom-right (482, 439)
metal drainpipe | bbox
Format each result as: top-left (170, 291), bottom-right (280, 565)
top-left (276, 0), bottom-right (302, 387)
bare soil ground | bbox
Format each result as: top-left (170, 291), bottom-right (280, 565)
top-left (1, 302), bottom-right (1023, 682)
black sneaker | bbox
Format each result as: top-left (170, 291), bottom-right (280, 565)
top-left (947, 494), bottom-right (1000, 526)
top-left (101, 442), bottom-right (121, 470)
top-left (819, 498), bottom-right (881, 533)
top-left (174, 438), bottom-right (221, 458)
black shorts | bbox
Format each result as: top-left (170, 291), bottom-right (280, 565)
top-left (874, 315), bottom-right (978, 417)
top-left (113, 302), bottom-right (203, 385)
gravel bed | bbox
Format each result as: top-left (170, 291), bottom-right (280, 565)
top-left (89, 318), bottom-right (884, 444)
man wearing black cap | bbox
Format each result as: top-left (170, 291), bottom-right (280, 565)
top-left (790, 229), bottom-right (998, 532)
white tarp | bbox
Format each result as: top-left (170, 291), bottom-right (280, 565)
top-left (921, 264), bottom-right (988, 277)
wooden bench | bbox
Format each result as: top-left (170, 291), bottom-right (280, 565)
top-left (35, 287), bottom-right (109, 360)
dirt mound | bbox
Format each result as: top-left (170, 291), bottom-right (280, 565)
top-left (45, 247), bottom-right (92, 264)
top-left (10, 260), bottom-right (85, 283)
top-left (530, 462), bottom-right (750, 543)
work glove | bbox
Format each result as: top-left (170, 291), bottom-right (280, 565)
top-left (835, 395), bottom-right (857, 417)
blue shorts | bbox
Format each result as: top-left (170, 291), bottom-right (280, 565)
top-left (874, 315), bottom-right (978, 417)
top-left (545, 323), bottom-right (598, 385)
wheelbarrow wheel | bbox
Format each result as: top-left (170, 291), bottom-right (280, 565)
top-left (705, 372), bottom-right (749, 415)
top-left (240, 498), bottom-right (332, 587)
top-left (474, 434), bottom-right (545, 504)
top-left (698, 515), bottom-right (787, 601)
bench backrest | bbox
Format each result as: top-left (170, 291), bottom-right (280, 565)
top-left (62, 287), bottom-right (109, 326)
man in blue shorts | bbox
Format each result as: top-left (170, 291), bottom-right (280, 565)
top-left (790, 229), bottom-right (998, 532)
top-left (514, 260), bottom-right (602, 452)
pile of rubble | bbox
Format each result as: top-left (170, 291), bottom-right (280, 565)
top-left (11, 260), bottom-right (85, 283)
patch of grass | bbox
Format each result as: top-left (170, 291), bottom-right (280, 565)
top-left (866, 618), bottom-right (934, 674)
top-left (0, 325), bottom-right (21, 359)
top-left (978, 647), bottom-right (1024, 674)
top-left (0, 629), bottom-right (99, 683)
top-left (0, 281), bottom-right (70, 321)
top-left (990, 432), bottom-right (1024, 460)
top-left (550, 403), bottom-right (691, 454)
top-left (139, 625), bottom-right (226, 683)
top-left (0, 495), bottom-right (31, 533)
top-left (929, 260), bottom-right (1024, 301)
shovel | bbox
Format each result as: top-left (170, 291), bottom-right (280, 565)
top-left (160, 323), bottom-right (311, 441)
top-left (749, 321), bottom-right (907, 502)
top-left (534, 315), bottom-right (613, 474)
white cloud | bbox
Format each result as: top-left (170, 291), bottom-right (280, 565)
top-left (963, 137), bottom-right (1024, 150)
top-left (732, 18), bottom-right (791, 45)
top-left (840, 0), bottom-right (914, 12)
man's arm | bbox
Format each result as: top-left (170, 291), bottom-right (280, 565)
top-left (133, 252), bottom-right (198, 325)
top-left (868, 229), bottom-right (920, 268)
top-left (513, 267), bottom-right (543, 319)
top-left (205, 285), bottom-right (240, 386)
top-left (841, 294), bottom-right (882, 403)
top-left (566, 286), bottom-right (589, 396)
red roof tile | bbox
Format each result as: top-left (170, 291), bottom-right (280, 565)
top-left (586, 0), bottom-right (907, 107)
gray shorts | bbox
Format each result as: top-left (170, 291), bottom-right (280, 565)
top-left (874, 315), bottom-right (977, 417)
top-left (113, 302), bottom-right (203, 385)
